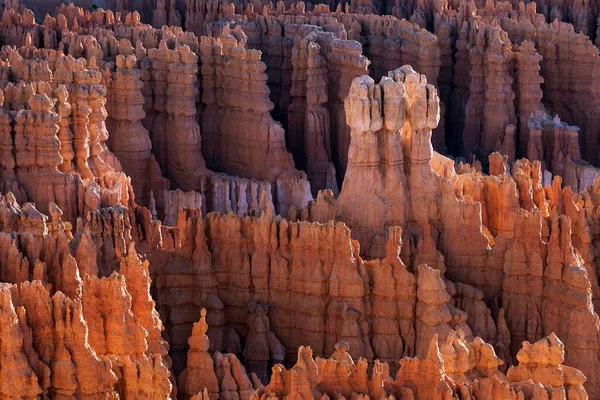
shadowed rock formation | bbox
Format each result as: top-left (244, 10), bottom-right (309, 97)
top-left (0, 0), bottom-right (599, 398)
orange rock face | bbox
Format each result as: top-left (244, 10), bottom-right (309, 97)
top-left (2, 0), bottom-right (600, 399)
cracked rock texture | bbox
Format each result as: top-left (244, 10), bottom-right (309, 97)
top-left (1, 0), bottom-right (600, 398)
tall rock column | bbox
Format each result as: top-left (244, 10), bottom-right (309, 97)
top-left (52, 54), bottom-right (135, 210)
top-left (199, 27), bottom-right (293, 182)
top-left (288, 33), bottom-right (311, 171)
top-left (337, 65), bottom-right (439, 257)
top-left (179, 308), bottom-right (258, 399)
top-left (199, 26), bottom-right (312, 215)
top-left (368, 227), bottom-right (417, 366)
top-left (14, 93), bottom-right (62, 176)
top-left (415, 264), bottom-right (456, 356)
top-left (178, 308), bottom-right (219, 399)
top-left (542, 215), bottom-right (600, 397)
top-left (148, 40), bottom-right (209, 192)
top-left (336, 73), bottom-right (407, 256)
top-left (243, 303), bottom-right (286, 384)
top-left (153, 0), bottom-right (181, 28)
top-left (57, 60), bottom-right (94, 179)
top-left (0, 285), bottom-right (42, 398)
top-left (53, 85), bottom-right (75, 174)
top-left (515, 40), bottom-right (545, 158)
top-left (12, 91), bottom-right (82, 219)
top-left (305, 38), bottom-right (338, 196)
top-left (447, 24), bottom-right (470, 156)
top-left (395, 66), bottom-right (440, 227)
top-left (289, 33), bottom-right (339, 195)
top-left (185, 0), bottom-right (207, 37)
top-left (147, 40), bottom-right (171, 177)
top-left (0, 88), bottom-right (23, 200)
top-left (482, 29), bottom-right (516, 155)
top-left (462, 23), bottom-right (517, 159)
top-left (323, 35), bottom-right (369, 184)
top-left (106, 54), bottom-right (169, 207)
top-left (82, 273), bottom-right (172, 397)
top-left (165, 43), bottom-right (208, 190)
top-left (81, 60), bottom-right (117, 178)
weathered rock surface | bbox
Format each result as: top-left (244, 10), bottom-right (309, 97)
top-left (106, 53), bottom-right (169, 210)
top-left (2, 1), bottom-right (600, 399)
top-left (199, 26), bottom-right (312, 215)
top-left (336, 65), bottom-right (439, 257)
top-left (0, 197), bottom-right (172, 398)
top-left (252, 333), bottom-right (585, 399)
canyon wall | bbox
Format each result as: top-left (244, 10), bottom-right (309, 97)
top-left (0, 0), bottom-right (599, 399)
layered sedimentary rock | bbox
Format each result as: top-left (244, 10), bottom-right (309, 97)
top-left (243, 303), bottom-right (286, 383)
top-left (6, 0), bottom-right (600, 189)
top-left (229, 13), bottom-right (371, 186)
top-left (199, 26), bottom-right (293, 180)
top-left (3, 1), bottom-right (600, 399)
top-left (178, 309), bottom-right (220, 398)
top-left (0, 46), bottom-right (135, 222)
top-left (199, 26), bottom-right (312, 215)
top-left (15, 13), bottom-right (313, 216)
top-left (336, 65), bottom-right (439, 256)
top-left (289, 33), bottom-right (338, 194)
top-left (507, 332), bottom-right (588, 399)
top-left (153, 0), bottom-right (182, 28)
top-left (0, 196), bottom-right (172, 398)
top-left (327, 66), bottom-right (600, 395)
top-left (253, 333), bottom-right (586, 399)
top-left (0, 82), bottom-right (130, 224)
top-left (138, 202), bottom-right (500, 383)
top-left (0, 6), bottom-right (38, 47)
top-left (106, 53), bottom-right (168, 209)
top-left (148, 40), bottom-right (209, 191)
top-left (457, 21), bottom-right (516, 159)
top-left (179, 308), bottom-right (262, 399)
top-left (511, 38), bottom-right (600, 191)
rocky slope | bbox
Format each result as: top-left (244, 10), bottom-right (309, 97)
top-left (0, 0), bottom-right (599, 399)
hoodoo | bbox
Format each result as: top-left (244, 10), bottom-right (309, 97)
top-left (0, 0), bottom-right (599, 398)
